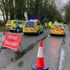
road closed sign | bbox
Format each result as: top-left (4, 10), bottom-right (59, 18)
top-left (2, 32), bottom-right (22, 50)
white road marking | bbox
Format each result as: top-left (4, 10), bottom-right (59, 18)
top-left (58, 46), bottom-right (65, 70)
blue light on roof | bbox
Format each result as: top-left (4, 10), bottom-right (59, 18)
top-left (28, 16), bottom-right (35, 20)
top-left (29, 19), bottom-right (36, 22)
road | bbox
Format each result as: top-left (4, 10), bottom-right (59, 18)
top-left (19, 29), bottom-right (48, 51)
top-left (0, 24), bottom-right (69, 70)
top-left (0, 29), bottom-right (48, 70)
top-left (61, 25), bottom-right (70, 70)
top-left (2, 34), bottom-right (64, 70)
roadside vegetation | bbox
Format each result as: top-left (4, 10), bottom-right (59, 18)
top-left (0, 0), bottom-right (62, 22)
top-left (65, 2), bottom-right (70, 24)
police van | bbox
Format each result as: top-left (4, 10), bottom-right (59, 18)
top-left (6, 20), bottom-right (25, 32)
top-left (23, 19), bottom-right (43, 35)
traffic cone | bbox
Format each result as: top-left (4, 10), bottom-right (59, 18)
top-left (36, 40), bottom-right (44, 68)
top-left (32, 40), bottom-right (49, 70)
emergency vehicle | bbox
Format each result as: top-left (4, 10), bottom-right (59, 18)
top-left (6, 20), bottom-right (25, 32)
top-left (50, 23), bottom-right (65, 35)
top-left (23, 19), bottom-right (43, 35)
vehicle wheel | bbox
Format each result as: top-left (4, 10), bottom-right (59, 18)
top-left (63, 34), bottom-right (65, 36)
top-left (50, 34), bottom-right (52, 35)
top-left (16, 28), bottom-right (20, 32)
top-left (10, 30), bottom-right (12, 32)
top-left (10, 30), bottom-right (14, 32)
top-left (24, 33), bottom-right (26, 35)
top-left (37, 30), bottom-right (40, 35)
top-left (19, 28), bottom-right (23, 32)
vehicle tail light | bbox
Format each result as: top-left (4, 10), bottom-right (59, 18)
top-left (61, 29), bottom-right (64, 32)
top-left (50, 28), bottom-right (54, 31)
top-left (51, 28), bottom-right (54, 30)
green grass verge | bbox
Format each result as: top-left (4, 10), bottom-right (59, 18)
top-left (0, 26), bottom-right (8, 31)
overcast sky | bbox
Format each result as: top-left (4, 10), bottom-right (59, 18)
top-left (56, 0), bottom-right (69, 10)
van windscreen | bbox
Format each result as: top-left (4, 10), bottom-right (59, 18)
top-left (25, 21), bottom-right (34, 27)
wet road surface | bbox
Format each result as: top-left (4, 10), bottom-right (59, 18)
top-left (0, 29), bottom-right (48, 70)
top-left (62, 25), bottom-right (70, 70)
top-left (19, 29), bottom-right (48, 51)
top-left (2, 35), bottom-right (64, 70)
top-left (0, 24), bottom-right (69, 70)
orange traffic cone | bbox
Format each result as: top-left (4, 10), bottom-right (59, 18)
top-left (36, 40), bottom-right (44, 68)
top-left (32, 40), bottom-right (49, 70)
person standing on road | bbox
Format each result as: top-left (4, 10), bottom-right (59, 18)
top-left (47, 21), bottom-right (53, 29)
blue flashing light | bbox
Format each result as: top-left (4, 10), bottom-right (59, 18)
top-left (28, 16), bottom-right (35, 20)
top-left (29, 19), bottom-right (36, 22)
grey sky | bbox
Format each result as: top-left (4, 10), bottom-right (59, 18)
top-left (56, 0), bottom-right (69, 10)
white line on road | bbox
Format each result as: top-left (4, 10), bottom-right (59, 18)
top-left (58, 45), bottom-right (65, 70)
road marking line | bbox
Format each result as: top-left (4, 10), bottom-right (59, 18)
top-left (58, 46), bottom-right (65, 70)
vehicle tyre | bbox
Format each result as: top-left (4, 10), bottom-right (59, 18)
top-left (10, 30), bottom-right (12, 32)
top-left (37, 30), bottom-right (40, 35)
top-left (16, 28), bottom-right (20, 32)
top-left (10, 30), bottom-right (14, 32)
top-left (19, 28), bottom-right (23, 32)
top-left (24, 33), bottom-right (26, 35)
top-left (50, 34), bottom-right (52, 35)
top-left (63, 34), bottom-right (65, 36)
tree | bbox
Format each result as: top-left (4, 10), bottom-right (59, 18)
top-left (0, 0), bottom-right (15, 21)
top-left (65, 2), bottom-right (70, 23)
top-left (0, 0), bottom-right (62, 22)
top-left (15, 0), bottom-right (26, 19)
top-left (0, 0), bottom-right (9, 22)
top-left (43, 0), bottom-right (62, 22)
top-left (0, 0), bottom-right (6, 22)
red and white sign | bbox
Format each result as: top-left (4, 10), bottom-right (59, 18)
top-left (2, 32), bottom-right (22, 50)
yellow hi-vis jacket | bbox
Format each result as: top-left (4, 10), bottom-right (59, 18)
top-left (48, 21), bottom-right (53, 28)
